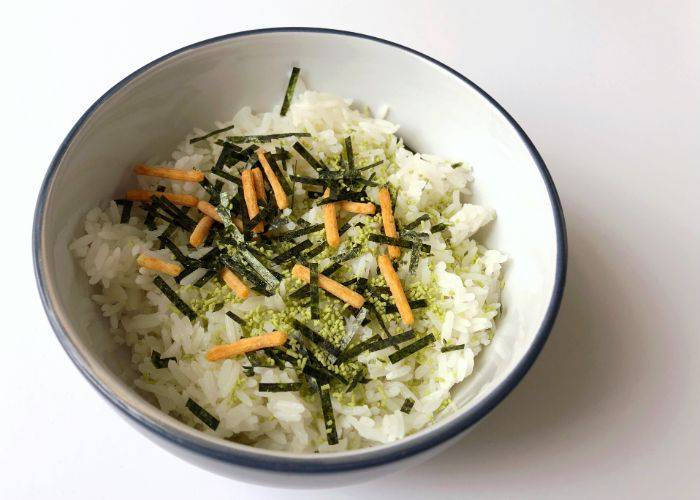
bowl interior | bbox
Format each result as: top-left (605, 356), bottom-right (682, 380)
top-left (37, 31), bottom-right (561, 458)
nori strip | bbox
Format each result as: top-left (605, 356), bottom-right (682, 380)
top-left (228, 132), bottom-right (311, 143)
top-left (310, 262), bottom-right (319, 320)
top-left (153, 276), bottom-right (197, 321)
top-left (302, 241), bottom-right (327, 260)
top-left (356, 160), bottom-right (383, 171)
top-left (336, 334), bottom-right (381, 363)
top-left (441, 344), bottom-right (465, 353)
top-left (190, 124), bottom-right (236, 144)
top-left (292, 142), bottom-right (327, 172)
top-left (289, 175), bottom-right (327, 186)
top-left (388, 334), bottom-right (435, 364)
top-left (157, 226), bottom-right (174, 250)
top-left (409, 239), bottom-right (421, 273)
top-left (400, 398), bottom-right (415, 414)
top-left (258, 382), bottom-right (302, 392)
top-left (261, 151), bottom-right (293, 195)
top-left (269, 223), bottom-right (325, 241)
top-left (175, 265), bottom-right (200, 284)
top-left (211, 168), bottom-right (242, 186)
top-left (280, 67), bottom-right (300, 116)
top-left (344, 136), bottom-right (355, 169)
top-left (368, 233), bottom-right (431, 252)
top-left (404, 214), bottom-right (430, 230)
top-left (331, 244), bottom-right (361, 264)
top-left (451, 162), bottom-right (463, 169)
top-left (242, 365), bottom-right (255, 377)
top-left (355, 277), bottom-right (368, 295)
top-left (192, 269), bottom-right (217, 288)
top-left (385, 299), bottom-right (428, 314)
top-left (319, 384), bottom-right (339, 445)
top-left (272, 239), bottom-right (313, 263)
top-left (151, 350), bottom-right (176, 369)
top-left (345, 369), bottom-right (366, 393)
top-left (225, 311), bottom-right (246, 326)
top-left (367, 330), bottom-right (416, 352)
top-left (185, 398), bottom-right (219, 430)
top-left (143, 203), bottom-right (157, 230)
top-left (431, 223), bottom-right (450, 233)
top-left (159, 237), bottom-right (196, 267)
top-left (116, 199), bottom-right (132, 223)
top-left (293, 319), bottom-right (340, 360)
top-left (367, 302), bottom-right (391, 338)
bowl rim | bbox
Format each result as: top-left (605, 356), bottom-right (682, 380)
top-left (33, 27), bottom-right (567, 474)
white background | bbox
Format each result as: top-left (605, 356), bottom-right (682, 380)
top-left (2, 1), bottom-right (699, 498)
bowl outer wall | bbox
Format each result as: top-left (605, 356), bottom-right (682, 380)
top-left (32, 27), bottom-right (567, 483)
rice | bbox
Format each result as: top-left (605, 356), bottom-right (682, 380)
top-left (70, 85), bottom-right (506, 453)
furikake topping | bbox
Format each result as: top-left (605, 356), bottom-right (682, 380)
top-left (185, 398), bottom-right (220, 430)
top-left (258, 382), bottom-right (302, 392)
top-left (151, 350), bottom-right (176, 369)
top-left (280, 67), bottom-right (300, 116)
top-left (441, 344), bottom-right (465, 353)
top-left (153, 276), bottom-right (197, 321)
top-left (388, 334), bottom-right (435, 364)
top-left (272, 239), bottom-right (313, 263)
top-left (400, 398), bottom-right (415, 414)
top-left (385, 299), bottom-right (428, 314)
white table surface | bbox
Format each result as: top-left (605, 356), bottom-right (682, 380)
top-left (3, 1), bottom-right (699, 498)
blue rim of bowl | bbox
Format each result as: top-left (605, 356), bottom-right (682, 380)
top-left (33, 27), bottom-right (567, 474)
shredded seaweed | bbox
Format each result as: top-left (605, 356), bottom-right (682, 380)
top-left (192, 269), bottom-right (217, 288)
top-left (228, 133), bottom-right (310, 143)
top-left (451, 162), bottom-right (463, 169)
top-left (115, 199), bottom-right (132, 224)
top-left (368, 233), bottom-right (431, 252)
top-left (153, 276), bottom-right (197, 321)
top-left (289, 175), bottom-right (327, 186)
top-left (309, 262), bottom-right (319, 320)
top-left (258, 382), bottom-right (302, 392)
top-left (367, 330), bottom-right (416, 352)
top-left (185, 398), bottom-right (219, 430)
top-left (272, 239), bottom-right (313, 264)
top-left (409, 239), bottom-right (422, 273)
top-left (292, 142), bottom-right (327, 172)
top-left (385, 299), bottom-right (428, 314)
top-left (441, 344), bottom-right (465, 353)
top-left (211, 168), bottom-right (242, 186)
top-left (356, 160), bottom-right (383, 171)
top-left (189, 124), bottom-right (236, 144)
top-left (336, 334), bottom-right (381, 363)
top-left (319, 384), bottom-right (339, 445)
top-left (261, 150), bottom-right (293, 195)
top-left (344, 136), bottom-right (355, 169)
top-left (400, 398), bottom-right (415, 414)
top-left (293, 319), bottom-right (340, 360)
top-left (269, 223), bottom-right (325, 241)
top-left (431, 223), bottom-right (450, 233)
top-left (151, 350), bottom-right (176, 369)
top-left (280, 67), bottom-right (300, 116)
top-left (388, 334), bottom-right (435, 364)
top-left (345, 369), bottom-right (366, 393)
top-left (404, 214), bottom-right (430, 230)
top-left (225, 311), bottom-right (246, 326)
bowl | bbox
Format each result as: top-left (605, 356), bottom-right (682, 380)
top-left (33, 28), bottom-right (566, 487)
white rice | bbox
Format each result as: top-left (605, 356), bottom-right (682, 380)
top-left (70, 86), bottom-right (506, 452)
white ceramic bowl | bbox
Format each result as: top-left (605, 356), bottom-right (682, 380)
top-left (33, 28), bottom-right (566, 487)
